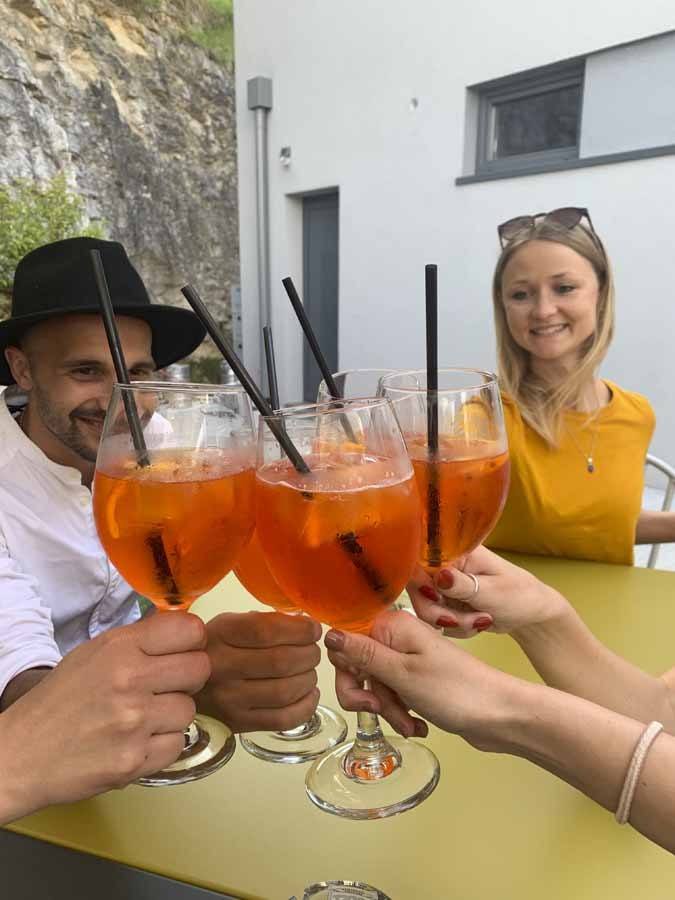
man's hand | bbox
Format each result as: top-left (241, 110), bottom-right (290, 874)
top-left (0, 612), bottom-right (210, 822)
top-left (197, 612), bottom-right (322, 733)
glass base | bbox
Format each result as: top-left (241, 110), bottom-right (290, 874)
top-left (239, 705), bottom-right (348, 764)
top-left (298, 881), bottom-right (391, 899)
top-left (305, 736), bottom-right (440, 819)
top-left (136, 714), bottom-right (236, 787)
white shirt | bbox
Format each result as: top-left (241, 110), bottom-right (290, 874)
top-left (0, 390), bottom-right (141, 698)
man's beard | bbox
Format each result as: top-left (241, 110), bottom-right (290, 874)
top-left (33, 384), bottom-right (104, 463)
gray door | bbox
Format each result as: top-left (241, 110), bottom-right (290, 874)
top-left (302, 192), bottom-right (339, 401)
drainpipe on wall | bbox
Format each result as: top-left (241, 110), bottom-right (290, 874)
top-left (247, 76), bottom-right (273, 382)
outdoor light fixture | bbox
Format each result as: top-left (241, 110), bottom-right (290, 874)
top-left (279, 146), bottom-right (292, 166)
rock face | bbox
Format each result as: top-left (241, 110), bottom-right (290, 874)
top-left (0, 0), bottom-right (238, 350)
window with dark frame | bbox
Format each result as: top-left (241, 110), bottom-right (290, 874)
top-left (474, 60), bottom-right (585, 176)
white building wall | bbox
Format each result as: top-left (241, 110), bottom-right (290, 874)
top-left (234, 0), bottom-right (675, 463)
top-left (581, 32), bottom-right (675, 156)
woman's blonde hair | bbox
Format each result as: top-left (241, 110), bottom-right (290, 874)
top-left (492, 220), bottom-right (615, 445)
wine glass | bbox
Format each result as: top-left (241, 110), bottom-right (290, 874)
top-left (317, 369), bottom-right (403, 403)
top-left (292, 882), bottom-right (391, 899)
top-left (379, 368), bottom-right (510, 574)
top-left (93, 381), bottom-right (256, 786)
top-left (256, 398), bottom-right (440, 818)
top-left (318, 371), bottom-right (417, 611)
top-left (234, 528), bottom-right (348, 763)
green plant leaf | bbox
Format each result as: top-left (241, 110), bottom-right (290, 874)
top-left (0, 174), bottom-right (105, 296)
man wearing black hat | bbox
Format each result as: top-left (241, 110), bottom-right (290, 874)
top-left (0, 237), bottom-right (321, 739)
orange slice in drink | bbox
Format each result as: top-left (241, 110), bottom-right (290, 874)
top-left (105, 480), bottom-right (126, 540)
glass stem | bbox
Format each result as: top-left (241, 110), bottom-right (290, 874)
top-left (343, 681), bottom-right (402, 782)
top-left (277, 713), bottom-right (322, 740)
top-left (356, 709), bottom-right (385, 744)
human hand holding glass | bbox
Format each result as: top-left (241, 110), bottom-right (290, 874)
top-left (255, 398), bottom-right (440, 818)
top-left (234, 527), bottom-right (348, 763)
top-left (93, 381), bottom-right (255, 785)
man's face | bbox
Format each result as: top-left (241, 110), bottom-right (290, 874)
top-left (6, 314), bottom-right (155, 463)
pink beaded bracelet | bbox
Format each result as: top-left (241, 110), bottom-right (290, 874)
top-left (615, 720), bottom-right (663, 825)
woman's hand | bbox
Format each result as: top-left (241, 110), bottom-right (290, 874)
top-left (328, 610), bottom-right (517, 749)
top-left (406, 545), bottom-right (567, 637)
top-left (329, 611), bottom-right (675, 857)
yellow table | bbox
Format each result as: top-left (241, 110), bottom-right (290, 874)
top-left (7, 556), bottom-right (675, 899)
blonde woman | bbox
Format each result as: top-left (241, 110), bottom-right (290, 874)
top-left (483, 206), bottom-right (675, 565)
top-left (408, 208), bottom-right (675, 634)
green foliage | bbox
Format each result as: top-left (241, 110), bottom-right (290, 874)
top-left (113, 0), bottom-right (234, 66)
top-left (187, 0), bottom-right (234, 66)
top-left (0, 174), bottom-right (104, 300)
top-left (189, 353), bottom-right (225, 384)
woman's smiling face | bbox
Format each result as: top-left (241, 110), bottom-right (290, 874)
top-left (500, 239), bottom-right (600, 369)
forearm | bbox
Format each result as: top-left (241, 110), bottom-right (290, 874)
top-left (0, 668), bottom-right (51, 711)
top-left (636, 510), bottom-right (675, 544)
top-left (0, 706), bottom-right (47, 824)
top-left (513, 605), bottom-right (675, 730)
top-left (484, 679), bottom-right (675, 852)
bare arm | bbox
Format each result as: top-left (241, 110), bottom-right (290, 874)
top-left (487, 679), bottom-right (675, 852)
top-left (329, 613), bottom-right (675, 854)
top-left (513, 605), bottom-right (675, 732)
top-left (408, 547), bottom-right (675, 731)
top-left (635, 509), bottom-right (675, 544)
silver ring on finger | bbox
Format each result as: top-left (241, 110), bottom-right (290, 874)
top-left (466, 572), bottom-right (479, 598)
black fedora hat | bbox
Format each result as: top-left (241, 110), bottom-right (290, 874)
top-left (0, 237), bottom-right (206, 385)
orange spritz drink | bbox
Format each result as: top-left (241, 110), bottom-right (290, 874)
top-left (407, 437), bottom-right (510, 570)
top-left (95, 449), bottom-right (254, 610)
top-left (257, 398), bottom-right (439, 820)
top-left (256, 455), bottom-right (421, 633)
top-left (380, 368), bottom-right (510, 573)
top-left (234, 528), bottom-right (298, 613)
top-left (93, 381), bottom-right (255, 786)
top-left (234, 523), bottom-right (349, 763)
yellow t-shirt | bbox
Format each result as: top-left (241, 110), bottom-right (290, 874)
top-left (485, 381), bottom-right (655, 565)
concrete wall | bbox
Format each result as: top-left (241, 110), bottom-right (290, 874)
top-left (234, 0), bottom-right (675, 465)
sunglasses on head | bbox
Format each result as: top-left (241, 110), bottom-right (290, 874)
top-left (497, 207), bottom-right (596, 248)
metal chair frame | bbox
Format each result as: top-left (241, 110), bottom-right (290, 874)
top-left (644, 454), bottom-right (675, 568)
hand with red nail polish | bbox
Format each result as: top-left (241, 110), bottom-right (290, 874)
top-left (419, 545), bottom-right (567, 638)
top-left (405, 562), bottom-right (495, 639)
top-left (325, 609), bottom-right (517, 742)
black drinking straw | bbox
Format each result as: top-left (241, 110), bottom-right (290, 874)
top-left (183, 284), bottom-right (387, 594)
top-left (263, 325), bottom-right (281, 410)
top-left (425, 263), bottom-right (442, 567)
top-left (91, 250), bottom-right (179, 598)
top-left (281, 277), bottom-right (342, 399)
top-left (281, 276), bottom-right (357, 443)
top-left (91, 250), bottom-right (150, 468)
top-left (180, 284), bottom-right (310, 475)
